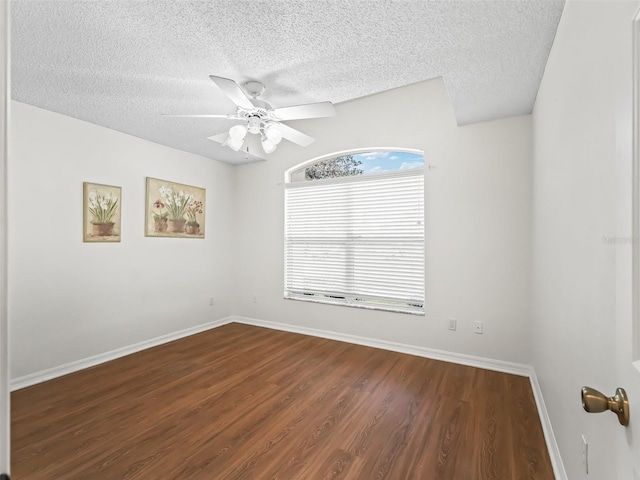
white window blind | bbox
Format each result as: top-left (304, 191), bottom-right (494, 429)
top-left (284, 169), bottom-right (425, 314)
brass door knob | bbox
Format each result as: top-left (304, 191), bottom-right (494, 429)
top-left (581, 386), bottom-right (630, 426)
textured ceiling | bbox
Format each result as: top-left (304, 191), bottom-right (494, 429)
top-left (11, 0), bottom-right (564, 164)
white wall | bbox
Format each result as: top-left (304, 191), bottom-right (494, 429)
top-left (8, 101), bottom-right (236, 379)
top-left (233, 79), bottom-right (534, 364)
top-left (532, 1), bottom-right (640, 479)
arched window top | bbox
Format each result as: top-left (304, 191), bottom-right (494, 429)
top-left (287, 149), bottom-right (424, 183)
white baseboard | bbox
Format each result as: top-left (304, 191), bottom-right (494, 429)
top-left (231, 315), bottom-right (567, 480)
top-left (10, 314), bottom-right (566, 479)
top-left (232, 315), bottom-right (531, 376)
top-left (10, 316), bottom-right (234, 391)
top-left (528, 369), bottom-right (568, 480)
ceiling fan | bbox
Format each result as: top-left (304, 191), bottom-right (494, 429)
top-left (164, 76), bottom-right (336, 156)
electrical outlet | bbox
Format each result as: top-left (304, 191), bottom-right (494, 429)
top-left (473, 321), bottom-right (483, 334)
top-left (581, 435), bottom-right (588, 474)
top-left (252, 294), bottom-right (258, 303)
top-left (209, 296), bottom-right (214, 306)
top-left (448, 318), bottom-right (457, 331)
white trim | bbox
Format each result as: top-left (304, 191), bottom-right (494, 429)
top-left (10, 317), bottom-right (234, 391)
top-left (632, 5), bottom-right (640, 371)
top-left (231, 315), bottom-right (566, 479)
top-left (232, 315), bottom-right (530, 375)
top-left (528, 368), bottom-right (568, 480)
top-left (284, 295), bottom-right (425, 316)
top-left (0, 1), bottom-right (9, 474)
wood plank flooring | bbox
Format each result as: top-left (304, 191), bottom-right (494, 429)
top-left (11, 323), bottom-right (554, 479)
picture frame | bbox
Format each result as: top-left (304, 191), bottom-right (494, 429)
top-left (145, 177), bottom-right (205, 238)
top-left (83, 182), bottom-right (122, 243)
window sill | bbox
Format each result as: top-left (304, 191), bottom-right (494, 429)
top-left (284, 295), bottom-right (425, 316)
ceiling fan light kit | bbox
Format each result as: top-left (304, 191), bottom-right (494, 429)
top-left (163, 75), bottom-right (336, 157)
top-left (261, 137), bottom-right (277, 153)
top-left (229, 124), bottom-right (247, 141)
top-left (227, 136), bottom-right (244, 151)
top-left (264, 123), bottom-right (283, 144)
top-left (247, 116), bottom-right (262, 134)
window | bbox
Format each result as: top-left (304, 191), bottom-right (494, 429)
top-left (284, 150), bottom-right (425, 314)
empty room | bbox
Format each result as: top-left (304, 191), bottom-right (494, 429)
top-left (1, 0), bottom-right (640, 479)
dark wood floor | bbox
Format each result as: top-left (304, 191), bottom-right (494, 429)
top-left (11, 323), bottom-right (554, 479)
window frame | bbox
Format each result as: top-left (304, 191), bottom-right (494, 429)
top-left (284, 148), bottom-right (425, 315)
top-left (285, 147), bottom-right (424, 183)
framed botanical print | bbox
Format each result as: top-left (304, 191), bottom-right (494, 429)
top-left (83, 182), bottom-right (122, 243)
top-left (145, 177), bottom-right (205, 238)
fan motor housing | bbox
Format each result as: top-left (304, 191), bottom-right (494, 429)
top-left (247, 116), bottom-right (262, 134)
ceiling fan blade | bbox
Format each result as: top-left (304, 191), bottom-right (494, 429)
top-left (276, 123), bottom-right (315, 147)
top-left (209, 75), bottom-right (254, 110)
top-left (207, 132), bottom-right (229, 144)
top-left (162, 114), bottom-right (237, 119)
top-left (270, 102), bottom-right (336, 121)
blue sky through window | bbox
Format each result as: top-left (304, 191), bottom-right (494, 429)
top-left (353, 151), bottom-right (424, 174)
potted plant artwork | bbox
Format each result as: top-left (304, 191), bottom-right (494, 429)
top-left (185, 200), bottom-right (203, 235)
top-left (159, 186), bottom-right (194, 233)
top-left (152, 198), bottom-right (169, 233)
top-left (145, 178), bottom-right (205, 238)
top-left (83, 182), bottom-right (122, 242)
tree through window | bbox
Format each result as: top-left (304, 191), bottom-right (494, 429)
top-left (299, 151), bottom-right (424, 182)
top-left (305, 155), bottom-right (364, 180)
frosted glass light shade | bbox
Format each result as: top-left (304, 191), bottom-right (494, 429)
top-left (262, 138), bottom-right (276, 153)
top-left (229, 124), bottom-right (247, 140)
top-left (265, 124), bottom-right (283, 144)
top-left (227, 136), bottom-right (244, 151)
